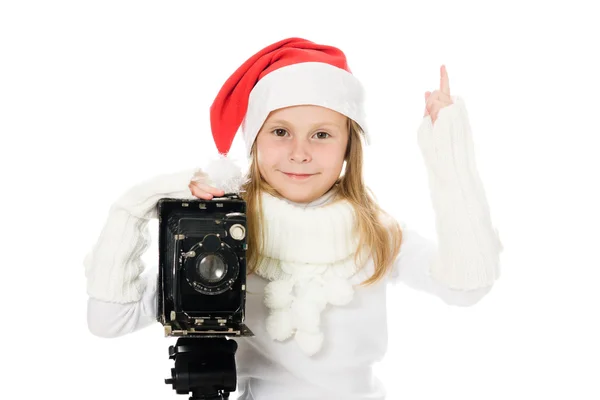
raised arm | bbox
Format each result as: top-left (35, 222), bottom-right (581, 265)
top-left (390, 95), bottom-right (503, 305)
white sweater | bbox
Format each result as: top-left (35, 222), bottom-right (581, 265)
top-left (84, 96), bottom-right (503, 399)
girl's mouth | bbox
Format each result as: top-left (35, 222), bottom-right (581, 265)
top-left (283, 172), bottom-right (314, 180)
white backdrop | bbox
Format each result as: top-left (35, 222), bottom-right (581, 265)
top-left (1, 1), bottom-right (599, 399)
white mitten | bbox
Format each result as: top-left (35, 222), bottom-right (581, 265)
top-left (85, 167), bottom-right (198, 303)
top-left (111, 167), bottom-right (198, 219)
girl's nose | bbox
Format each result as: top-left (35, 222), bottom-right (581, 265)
top-left (289, 139), bottom-right (311, 163)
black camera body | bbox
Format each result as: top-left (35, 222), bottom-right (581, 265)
top-left (156, 193), bottom-right (254, 338)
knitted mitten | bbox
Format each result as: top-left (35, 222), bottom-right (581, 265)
top-left (84, 167), bottom-right (198, 303)
top-left (84, 160), bottom-right (246, 304)
top-left (416, 96), bottom-right (503, 290)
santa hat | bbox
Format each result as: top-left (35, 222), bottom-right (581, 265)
top-left (202, 37), bottom-right (371, 192)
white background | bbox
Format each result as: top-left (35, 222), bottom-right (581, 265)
top-left (1, 1), bottom-right (599, 399)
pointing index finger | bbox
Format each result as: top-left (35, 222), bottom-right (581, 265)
top-left (440, 64), bottom-right (450, 95)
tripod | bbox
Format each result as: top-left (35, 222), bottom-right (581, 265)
top-left (164, 337), bottom-right (238, 399)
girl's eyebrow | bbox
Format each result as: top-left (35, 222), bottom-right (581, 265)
top-left (267, 120), bottom-right (342, 130)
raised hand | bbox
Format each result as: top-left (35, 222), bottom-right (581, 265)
top-left (423, 64), bottom-right (454, 124)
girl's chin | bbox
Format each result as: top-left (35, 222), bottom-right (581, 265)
top-left (274, 186), bottom-right (320, 202)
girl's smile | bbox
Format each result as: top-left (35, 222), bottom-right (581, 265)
top-left (282, 172), bottom-right (317, 180)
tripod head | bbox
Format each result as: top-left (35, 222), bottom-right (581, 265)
top-left (164, 337), bottom-right (238, 399)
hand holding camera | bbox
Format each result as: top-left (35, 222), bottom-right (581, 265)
top-left (188, 169), bottom-right (225, 200)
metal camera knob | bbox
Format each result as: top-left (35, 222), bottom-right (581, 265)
top-left (229, 224), bottom-right (246, 240)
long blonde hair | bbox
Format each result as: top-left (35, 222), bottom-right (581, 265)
top-left (239, 118), bottom-right (403, 286)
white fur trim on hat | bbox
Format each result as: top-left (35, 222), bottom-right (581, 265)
top-left (241, 62), bottom-right (371, 159)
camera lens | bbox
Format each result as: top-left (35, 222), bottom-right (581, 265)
top-left (184, 236), bottom-right (240, 295)
top-left (196, 254), bottom-right (227, 283)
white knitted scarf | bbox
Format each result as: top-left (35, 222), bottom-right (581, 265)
top-left (253, 190), bottom-right (368, 356)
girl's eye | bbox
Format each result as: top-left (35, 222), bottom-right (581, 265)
top-left (271, 129), bottom-right (330, 139)
top-left (314, 132), bottom-right (330, 139)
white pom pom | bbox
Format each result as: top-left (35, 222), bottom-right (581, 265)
top-left (264, 280), bottom-right (295, 309)
top-left (291, 298), bottom-right (320, 333)
top-left (202, 154), bottom-right (244, 194)
top-left (266, 309), bottom-right (294, 341)
top-left (324, 277), bottom-right (354, 306)
top-left (295, 280), bottom-right (328, 311)
top-left (294, 330), bottom-right (324, 356)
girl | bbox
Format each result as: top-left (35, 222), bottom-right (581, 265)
top-left (84, 37), bottom-right (503, 399)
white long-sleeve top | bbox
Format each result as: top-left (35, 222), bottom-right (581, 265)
top-left (84, 96), bottom-right (503, 399)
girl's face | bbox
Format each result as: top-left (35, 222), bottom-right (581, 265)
top-left (255, 105), bottom-right (349, 203)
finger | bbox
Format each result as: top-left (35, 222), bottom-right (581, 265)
top-left (426, 99), bottom-right (445, 118)
top-left (435, 90), bottom-right (451, 103)
top-left (190, 181), bottom-right (222, 193)
top-left (188, 183), bottom-right (209, 198)
top-left (189, 183), bottom-right (224, 199)
top-left (189, 185), bottom-right (213, 200)
top-left (425, 91), bottom-right (438, 111)
top-left (440, 65), bottom-right (450, 95)
top-left (197, 183), bottom-right (225, 196)
top-left (427, 96), bottom-right (448, 110)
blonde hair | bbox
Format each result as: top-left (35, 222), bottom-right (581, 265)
top-left (239, 118), bottom-right (403, 286)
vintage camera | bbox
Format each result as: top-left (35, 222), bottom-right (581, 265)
top-left (156, 192), bottom-right (253, 399)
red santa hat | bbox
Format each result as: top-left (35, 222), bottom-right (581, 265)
top-left (203, 37), bottom-right (371, 192)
